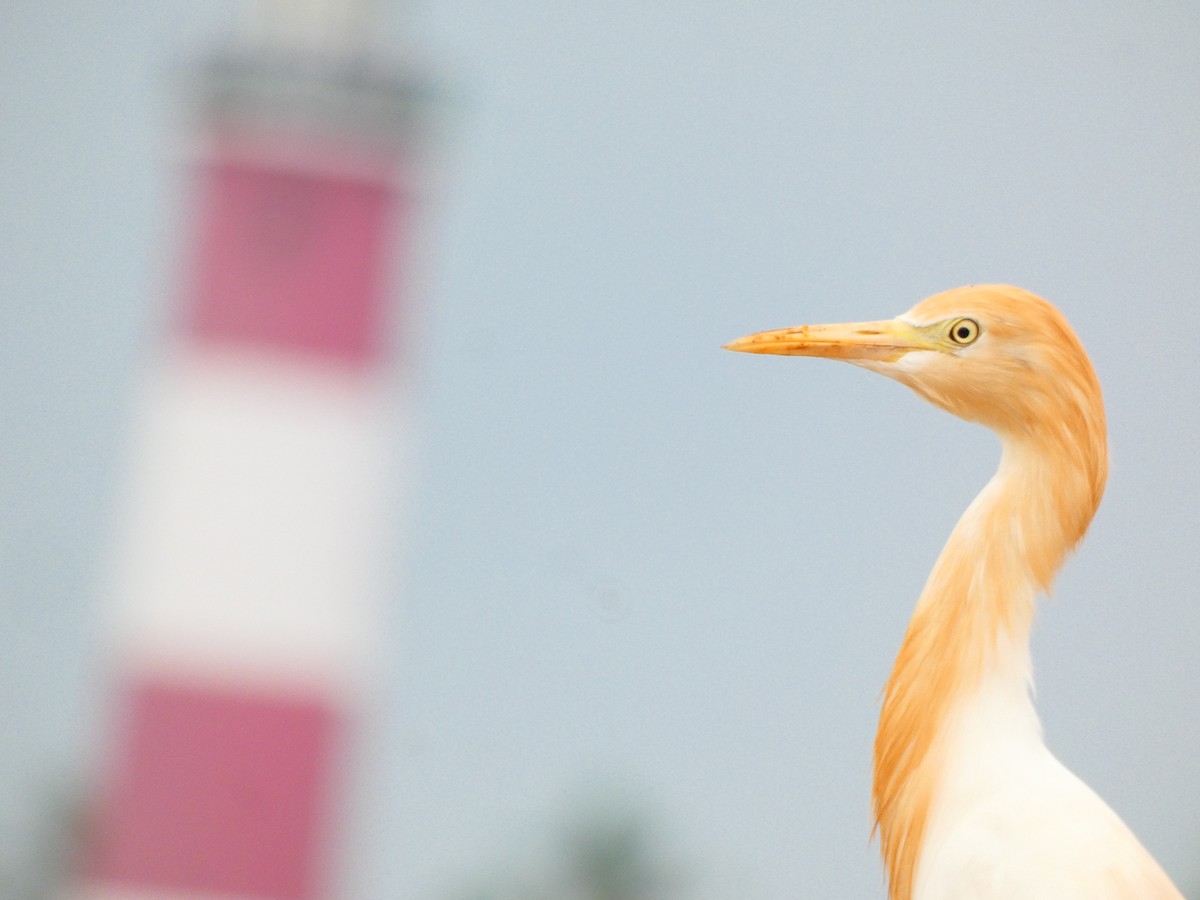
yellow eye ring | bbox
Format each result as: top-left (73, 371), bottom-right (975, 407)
top-left (948, 318), bottom-right (980, 346)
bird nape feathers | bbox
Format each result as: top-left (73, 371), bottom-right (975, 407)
top-left (726, 285), bottom-right (1182, 900)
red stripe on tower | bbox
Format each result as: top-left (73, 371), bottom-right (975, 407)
top-left (187, 134), bottom-right (403, 366)
top-left (91, 683), bottom-right (338, 899)
top-left (77, 7), bottom-right (429, 899)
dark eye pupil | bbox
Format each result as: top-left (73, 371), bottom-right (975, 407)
top-left (956, 326), bottom-right (970, 339)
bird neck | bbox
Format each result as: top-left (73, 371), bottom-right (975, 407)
top-left (872, 428), bottom-right (1105, 900)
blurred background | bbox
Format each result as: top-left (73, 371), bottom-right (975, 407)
top-left (1, 2), bottom-right (1198, 898)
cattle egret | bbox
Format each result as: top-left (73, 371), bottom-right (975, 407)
top-left (726, 285), bottom-right (1182, 900)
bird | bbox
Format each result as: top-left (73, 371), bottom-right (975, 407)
top-left (724, 285), bottom-right (1183, 900)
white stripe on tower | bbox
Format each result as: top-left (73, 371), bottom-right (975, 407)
top-left (76, 6), bottom-right (422, 898)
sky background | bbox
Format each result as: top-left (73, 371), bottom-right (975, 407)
top-left (2, 2), bottom-right (1199, 898)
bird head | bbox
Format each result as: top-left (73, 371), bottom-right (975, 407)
top-left (725, 284), bottom-right (1104, 445)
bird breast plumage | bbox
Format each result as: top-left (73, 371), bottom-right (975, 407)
top-left (911, 637), bottom-right (1181, 900)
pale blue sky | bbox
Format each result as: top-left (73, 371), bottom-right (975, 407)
top-left (2, 3), bottom-right (1198, 897)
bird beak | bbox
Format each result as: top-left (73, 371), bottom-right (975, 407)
top-left (723, 319), bottom-right (933, 362)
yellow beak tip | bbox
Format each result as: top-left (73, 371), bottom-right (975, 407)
top-left (723, 337), bottom-right (759, 353)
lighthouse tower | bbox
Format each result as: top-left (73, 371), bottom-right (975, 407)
top-left (79, 3), bottom-right (426, 898)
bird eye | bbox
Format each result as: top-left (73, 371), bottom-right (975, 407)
top-left (948, 318), bottom-right (980, 346)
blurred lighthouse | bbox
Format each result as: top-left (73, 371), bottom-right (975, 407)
top-left (77, 2), bottom-right (430, 897)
